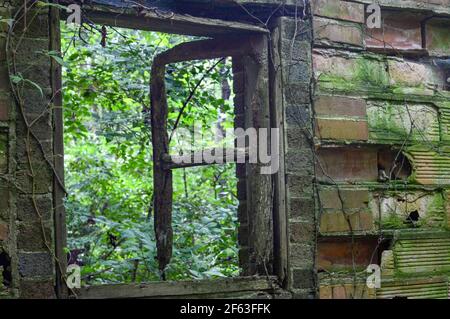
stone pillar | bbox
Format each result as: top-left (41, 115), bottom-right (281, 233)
top-left (278, 16), bottom-right (317, 298)
top-left (0, 1), bottom-right (56, 299)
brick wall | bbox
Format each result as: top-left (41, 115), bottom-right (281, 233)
top-left (311, 0), bottom-right (450, 299)
top-left (1, 0), bottom-right (449, 299)
top-left (0, 2), bottom-right (55, 298)
top-left (278, 16), bottom-right (317, 298)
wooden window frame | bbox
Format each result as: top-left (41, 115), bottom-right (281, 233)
top-left (52, 7), bottom-right (288, 299)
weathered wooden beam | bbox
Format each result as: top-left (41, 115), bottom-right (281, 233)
top-left (73, 6), bottom-right (268, 37)
top-left (269, 21), bottom-right (288, 287)
top-left (78, 276), bottom-right (279, 299)
top-left (151, 60), bottom-right (173, 277)
top-left (161, 148), bottom-right (249, 170)
top-left (154, 37), bottom-right (257, 65)
top-left (241, 35), bottom-right (274, 276)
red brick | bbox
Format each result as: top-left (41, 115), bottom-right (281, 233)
top-left (315, 96), bottom-right (366, 118)
top-left (332, 283), bottom-right (373, 299)
top-left (0, 223), bottom-right (8, 241)
top-left (317, 238), bottom-right (379, 271)
top-left (320, 210), bottom-right (374, 233)
top-left (319, 189), bottom-right (369, 209)
top-left (312, 0), bottom-right (365, 23)
top-left (425, 18), bottom-right (450, 57)
top-left (319, 285), bottom-right (332, 299)
top-left (316, 148), bottom-right (378, 182)
top-left (314, 17), bottom-right (364, 47)
top-left (332, 286), bottom-right (347, 299)
top-left (320, 211), bottom-right (358, 233)
top-left (315, 119), bottom-right (369, 141)
top-left (365, 12), bottom-right (423, 52)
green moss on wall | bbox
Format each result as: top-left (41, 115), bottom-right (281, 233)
top-left (317, 55), bottom-right (389, 93)
top-left (367, 101), bottom-right (440, 143)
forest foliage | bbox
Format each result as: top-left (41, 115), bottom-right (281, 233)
top-left (61, 24), bottom-right (240, 285)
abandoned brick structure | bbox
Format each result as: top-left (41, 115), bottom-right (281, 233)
top-left (0, 0), bottom-right (449, 298)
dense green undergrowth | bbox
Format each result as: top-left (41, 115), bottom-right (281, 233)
top-left (62, 24), bottom-right (240, 285)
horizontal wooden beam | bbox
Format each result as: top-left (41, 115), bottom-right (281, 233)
top-left (78, 276), bottom-right (279, 299)
top-left (154, 36), bottom-right (259, 64)
top-left (71, 5), bottom-right (268, 37)
top-left (161, 148), bottom-right (249, 169)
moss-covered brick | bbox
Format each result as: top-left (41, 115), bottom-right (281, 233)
top-left (376, 276), bottom-right (449, 299)
top-left (313, 51), bottom-right (389, 93)
top-left (367, 100), bottom-right (440, 143)
top-left (388, 59), bottom-right (444, 91)
top-left (406, 146), bottom-right (450, 185)
top-left (436, 101), bottom-right (450, 143)
top-left (446, 190), bottom-right (450, 229)
top-left (375, 191), bottom-right (447, 230)
top-left (425, 18), bottom-right (450, 57)
top-left (393, 236), bottom-right (450, 275)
